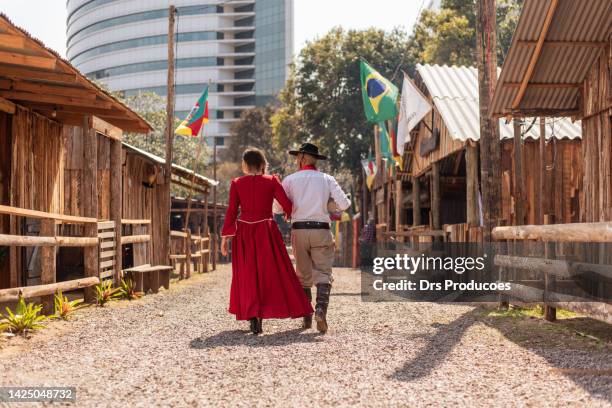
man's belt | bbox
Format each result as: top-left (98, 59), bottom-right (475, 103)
top-left (292, 221), bottom-right (330, 230)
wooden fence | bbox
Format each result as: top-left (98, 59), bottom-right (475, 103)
top-left (493, 222), bottom-right (612, 323)
top-left (0, 204), bottom-right (100, 309)
top-left (170, 229), bottom-right (210, 279)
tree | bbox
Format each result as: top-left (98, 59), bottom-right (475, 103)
top-left (272, 27), bottom-right (414, 175)
top-left (225, 106), bottom-right (277, 165)
top-left (410, 0), bottom-right (523, 67)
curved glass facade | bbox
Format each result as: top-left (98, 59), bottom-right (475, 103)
top-left (86, 57), bottom-right (220, 80)
top-left (72, 31), bottom-right (219, 65)
top-left (67, 0), bottom-right (292, 149)
top-left (68, 5), bottom-right (220, 44)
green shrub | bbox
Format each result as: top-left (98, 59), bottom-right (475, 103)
top-left (119, 278), bottom-right (144, 300)
top-left (94, 280), bottom-right (122, 307)
top-left (53, 290), bottom-right (87, 320)
top-left (0, 297), bottom-right (46, 335)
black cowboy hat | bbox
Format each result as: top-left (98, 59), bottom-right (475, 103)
top-left (288, 142), bottom-right (328, 160)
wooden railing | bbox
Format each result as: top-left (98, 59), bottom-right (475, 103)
top-left (0, 204), bottom-right (99, 309)
top-left (492, 222), bottom-right (612, 324)
top-left (170, 228), bottom-right (210, 279)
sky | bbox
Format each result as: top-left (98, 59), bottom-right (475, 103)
top-left (0, 0), bottom-right (425, 57)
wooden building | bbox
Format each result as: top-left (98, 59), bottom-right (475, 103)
top-left (122, 144), bottom-right (217, 270)
top-left (371, 64), bottom-right (582, 243)
top-left (490, 0), bottom-right (611, 222)
top-left (0, 15), bottom-right (152, 299)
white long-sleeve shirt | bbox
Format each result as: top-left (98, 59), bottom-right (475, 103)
top-left (275, 169), bottom-right (351, 223)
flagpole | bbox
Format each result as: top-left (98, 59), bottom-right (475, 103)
top-left (212, 134), bottom-right (217, 270)
top-left (164, 4), bottom-right (176, 267)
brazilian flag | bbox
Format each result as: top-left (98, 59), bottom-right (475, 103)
top-left (360, 61), bottom-right (399, 123)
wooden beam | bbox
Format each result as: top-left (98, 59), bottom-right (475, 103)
top-left (0, 80), bottom-right (96, 100)
top-left (121, 235), bottom-right (151, 245)
top-left (121, 219), bottom-right (151, 225)
top-left (0, 95), bottom-right (15, 114)
top-left (498, 108), bottom-right (581, 118)
top-left (492, 222), bottom-right (612, 242)
top-left (39, 219), bottom-right (56, 312)
top-left (0, 234), bottom-right (97, 247)
top-left (0, 50), bottom-right (56, 70)
top-left (92, 116), bottom-right (122, 141)
top-left (494, 255), bottom-right (612, 280)
top-left (171, 178), bottom-right (208, 195)
top-left (82, 115), bottom-right (98, 302)
top-left (0, 90), bottom-right (112, 109)
top-left (538, 117), bottom-right (546, 224)
top-left (110, 139), bottom-right (123, 283)
top-left (466, 142), bottom-right (479, 227)
top-left (0, 204), bottom-right (97, 223)
top-left (412, 176), bottom-right (421, 226)
top-left (0, 34), bottom-right (26, 49)
top-left (32, 104), bottom-right (126, 117)
top-left (431, 162), bottom-right (441, 230)
top-left (0, 277), bottom-right (100, 303)
top-left (513, 119), bottom-right (526, 225)
top-left (0, 64), bottom-right (77, 83)
top-left (511, 0), bottom-right (559, 109)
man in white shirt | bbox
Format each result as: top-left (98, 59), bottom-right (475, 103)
top-left (276, 143), bottom-right (350, 333)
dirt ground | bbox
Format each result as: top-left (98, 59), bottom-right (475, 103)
top-left (0, 265), bottom-right (610, 407)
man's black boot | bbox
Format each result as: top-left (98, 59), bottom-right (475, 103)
top-left (302, 287), bottom-right (313, 329)
top-left (314, 283), bottom-right (331, 334)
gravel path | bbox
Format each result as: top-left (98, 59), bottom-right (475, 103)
top-left (0, 266), bottom-right (610, 407)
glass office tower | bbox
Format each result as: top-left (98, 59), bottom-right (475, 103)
top-left (66, 0), bottom-right (294, 149)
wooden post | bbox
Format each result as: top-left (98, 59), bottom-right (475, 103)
top-left (431, 162), bottom-right (441, 230)
top-left (83, 116), bottom-right (98, 302)
top-left (412, 176), bottom-right (421, 226)
top-left (185, 229), bottom-right (191, 279)
top-left (212, 143), bottom-right (217, 270)
top-left (543, 214), bottom-right (557, 321)
top-left (395, 178), bottom-right (403, 241)
top-left (204, 194), bottom-right (209, 271)
top-left (195, 226), bottom-right (201, 273)
top-left (163, 5), bottom-right (176, 267)
top-left (513, 119), bottom-right (526, 225)
top-left (466, 143), bottom-right (480, 227)
top-left (476, 0), bottom-right (501, 241)
top-left (538, 117), bottom-right (546, 224)
top-left (39, 218), bottom-right (56, 313)
top-left (110, 139), bottom-right (122, 282)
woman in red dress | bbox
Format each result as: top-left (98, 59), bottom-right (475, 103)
top-left (220, 148), bottom-right (313, 334)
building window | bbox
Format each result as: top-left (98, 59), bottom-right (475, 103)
top-left (72, 31), bottom-right (218, 65)
top-left (86, 56), bottom-right (219, 79)
top-left (215, 137), bottom-right (225, 146)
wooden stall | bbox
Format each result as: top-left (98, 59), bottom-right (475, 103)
top-left (122, 144), bottom-right (217, 277)
top-left (490, 0), bottom-right (611, 222)
top-left (0, 15), bottom-right (151, 300)
top-left (489, 0), bottom-right (610, 321)
top-left (380, 64), bottom-right (581, 243)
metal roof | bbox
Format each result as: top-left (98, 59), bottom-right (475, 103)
top-left (490, 0), bottom-right (611, 117)
top-left (416, 64), bottom-right (581, 141)
top-left (0, 14), bottom-right (152, 133)
top-left (122, 143), bottom-right (219, 188)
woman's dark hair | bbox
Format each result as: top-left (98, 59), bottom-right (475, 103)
top-left (242, 148), bottom-right (267, 172)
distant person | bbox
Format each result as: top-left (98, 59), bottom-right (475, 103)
top-left (275, 143), bottom-right (350, 333)
top-left (220, 148), bottom-right (312, 335)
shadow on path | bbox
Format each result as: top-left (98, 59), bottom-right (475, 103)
top-left (190, 328), bottom-right (324, 349)
top-left (390, 309), bottom-right (478, 382)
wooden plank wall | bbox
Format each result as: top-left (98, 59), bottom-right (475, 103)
top-left (581, 41), bottom-right (611, 222)
top-left (501, 139), bottom-right (582, 225)
top-left (0, 112), bottom-right (10, 288)
top-left (409, 106), bottom-right (465, 177)
top-left (122, 152), bottom-right (167, 267)
top-left (6, 107), bottom-right (66, 288)
top-left (63, 126), bottom-right (111, 220)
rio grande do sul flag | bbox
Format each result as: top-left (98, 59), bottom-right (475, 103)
top-left (175, 86), bottom-right (209, 136)
top-left (360, 60), bottom-right (399, 123)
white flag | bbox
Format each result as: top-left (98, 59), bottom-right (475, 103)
top-left (397, 74), bottom-right (432, 153)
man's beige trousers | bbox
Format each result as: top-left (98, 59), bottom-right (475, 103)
top-left (291, 229), bottom-right (334, 287)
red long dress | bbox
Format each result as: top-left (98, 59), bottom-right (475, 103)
top-left (221, 175), bottom-right (313, 320)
